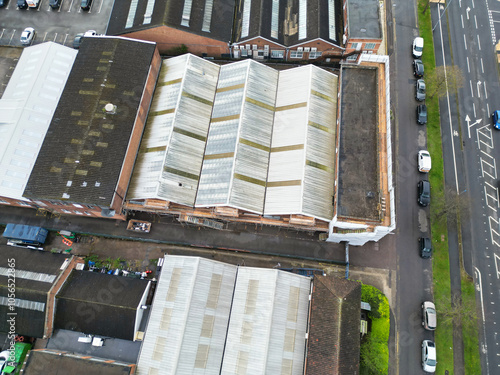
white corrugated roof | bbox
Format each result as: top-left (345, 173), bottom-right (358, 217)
top-left (127, 54), bottom-right (220, 206)
top-left (0, 42), bottom-right (77, 201)
top-left (264, 65), bottom-right (338, 221)
top-left (137, 255), bottom-right (311, 375)
top-left (195, 60), bottom-right (278, 214)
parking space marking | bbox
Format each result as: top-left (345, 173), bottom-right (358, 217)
top-left (485, 184), bottom-right (499, 211)
top-left (62, 34), bottom-right (69, 46)
top-left (489, 216), bottom-right (500, 246)
top-left (68, 0), bottom-right (75, 12)
top-left (8, 30), bottom-right (15, 46)
top-left (0, 29), bottom-right (5, 40)
top-left (477, 125), bottom-right (494, 149)
top-left (481, 157), bottom-right (497, 179)
top-left (495, 254), bottom-right (500, 278)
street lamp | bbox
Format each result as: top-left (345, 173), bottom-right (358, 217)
top-left (432, 0), bottom-right (457, 31)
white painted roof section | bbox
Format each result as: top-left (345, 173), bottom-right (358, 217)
top-left (0, 42), bottom-right (77, 201)
top-left (127, 54), bottom-right (220, 206)
top-left (220, 267), bottom-right (311, 375)
top-left (196, 60), bottom-right (278, 214)
top-left (265, 65), bottom-right (337, 221)
top-left (136, 255), bottom-right (238, 375)
top-left (137, 255), bottom-right (311, 375)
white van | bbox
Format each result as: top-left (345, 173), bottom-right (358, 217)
top-left (26, 0), bottom-right (40, 7)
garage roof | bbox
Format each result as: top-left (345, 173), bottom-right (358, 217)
top-left (0, 42), bottom-right (77, 201)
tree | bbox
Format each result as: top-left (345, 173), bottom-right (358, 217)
top-left (426, 65), bottom-right (464, 100)
top-left (431, 186), bottom-right (470, 225)
top-left (437, 292), bottom-right (477, 334)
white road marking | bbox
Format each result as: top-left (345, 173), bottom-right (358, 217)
top-left (467, 56), bottom-right (470, 72)
top-left (488, 103), bottom-right (491, 116)
top-left (475, 14), bottom-right (478, 29)
top-left (475, 267), bottom-right (490, 375)
top-left (470, 80), bottom-right (474, 96)
top-left (474, 102), bottom-right (477, 117)
top-left (462, 14), bottom-right (464, 28)
top-left (464, 34), bottom-right (468, 50)
top-left (489, 217), bottom-right (500, 246)
top-left (478, 34), bottom-right (482, 50)
top-left (485, 82), bottom-right (488, 99)
top-left (482, 58), bottom-right (484, 73)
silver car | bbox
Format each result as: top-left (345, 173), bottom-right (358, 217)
top-left (422, 301), bottom-right (437, 330)
top-left (415, 79), bottom-right (426, 101)
top-left (422, 340), bottom-right (437, 372)
top-left (20, 27), bottom-right (35, 45)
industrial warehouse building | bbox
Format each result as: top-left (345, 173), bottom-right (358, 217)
top-left (0, 38), bottom-right (394, 245)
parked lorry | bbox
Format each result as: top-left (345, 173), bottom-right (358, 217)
top-left (26, 0), bottom-right (40, 7)
top-left (2, 224), bottom-right (48, 250)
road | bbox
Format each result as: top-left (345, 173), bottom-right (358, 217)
top-left (391, 0), bottom-right (435, 373)
top-left (435, 0), bottom-right (500, 373)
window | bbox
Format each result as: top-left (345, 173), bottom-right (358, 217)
top-left (350, 42), bottom-right (361, 50)
top-left (73, 204), bottom-right (84, 208)
top-left (347, 54), bottom-right (358, 61)
top-left (365, 42), bottom-right (376, 50)
top-left (84, 211), bottom-right (92, 216)
top-left (74, 211), bottom-right (83, 215)
top-left (0, 199), bottom-right (10, 204)
top-left (271, 50), bottom-right (284, 59)
top-left (61, 209), bottom-right (71, 214)
top-left (18, 202), bottom-right (31, 207)
top-left (290, 51), bottom-right (303, 59)
top-left (309, 51), bottom-right (322, 59)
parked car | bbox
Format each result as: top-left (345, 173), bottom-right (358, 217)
top-left (0, 350), bottom-right (10, 373)
top-left (49, 0), bottom-right (61, 8)
top-left (418, 180), bottom-right (430, 206)
top-left (73, 33), bottom-right (84, 49)
top-left (0, 0), bottom-right (9, 8)
top-left (20, 27), bottom-right (35, 45)
top-left (422, 301), bottom-right (437, 330)
top-left (417, 104), bottom-right (427, 125)
top-left (419, 237), bottom-right (432, 259)
top-left (415, 79), bottom-right (426, 101)
top-left (17, 0), bottom-right (27, 8)
top-left (413, 59), bottom-right (424, 78)
top-left (413, 36), bottom-right (424, 58)
top-left (422, 340), bottom-right (437, 373)
top-left (492, 110), bottom-right (500, 130)
top-left (418, 150), bottom-right (431, 172)
top-left (81, 0), bottom-right (91, 9)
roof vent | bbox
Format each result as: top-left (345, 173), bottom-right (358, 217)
top-left (104, 103), bottom-right (116, 114)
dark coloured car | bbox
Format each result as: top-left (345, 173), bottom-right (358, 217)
top-left (492, 110), bottom-right (500, 130)
top-left (418, 179), bottom-right (430, 206)
top-left (417, 104), bottom-right (427, 125)
top-left (81, 0), bottom-right (91, 9)
top-left (49, 0), bottom-right (61, 8)
top-left (0, 0), bottom-right (9, 8)
top-left (415, 79), bottom-right (426, 101)
top-left (73, 33), bottom-right (84, 49)
top-left (419, 237), bottom-right (432, 259)
top-left (413, 59), bottom-right (424, 78)
top-left (17, 0), bottom-right (27, 8)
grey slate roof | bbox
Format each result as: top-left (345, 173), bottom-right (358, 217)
top-left (23, 37), bottom-right (156, 206)
top-left (106, 0), bottom-right (235, 43)
top-left (54, 270), bottom-right (150, 341)
top-left (233, 0), bottom-right (344, 46)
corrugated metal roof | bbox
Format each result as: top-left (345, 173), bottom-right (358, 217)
top-left (0, 42), bottom-right (77, 201)
top-left (136, 255), bottom-right (237, 375)
top-left (196, 60), bottom-right (278, 214)
top-left (220, 268), bottom-right (311, 375)
top-left (128, 54), bottom-right (220, 206)
top-left (265, 65), bottom-right (337, 221)
top-left (137, 256), bottom-right (311, 375)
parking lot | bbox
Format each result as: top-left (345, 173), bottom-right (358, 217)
top-left (0, 0), bottom-right (113, 48)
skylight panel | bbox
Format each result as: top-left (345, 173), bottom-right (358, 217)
top-left (241, 0), bottom-right (251, 38)
top-left (125, 0), bottom-right (139, 29)
top-left (181, 0), bottom-right (193, 27)
top-left (202, 0), bottom-right (214, 32)
top-left (299, 0), bottom-right (307, 40)
top-left (328, 0), bottom-right (336, 40)
top-left (271, 0), bottom-right (279, 39)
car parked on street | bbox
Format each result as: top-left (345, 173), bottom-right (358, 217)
top-left (418, 180), bottom-right (430, 206)
top-left (20, 27), bottom-right (35, 45)
top-left (17, 0), bottom-right (27, 8)
top-left (417, 104), bottom-right (427, 125)
top-left (418, 150), bottom-right (431, 172)
top-left (491, 110), bottom-right (500, 130)
top-left (419, 237), bottom-right (432, 259)
top-left (422, 340), bottom-right (437, 372)
top-left (413, 59), bottom-right (424, 78)
top-left (422, 301), bottom-right (437, 330)
top-left (413, 37), bottom-right (424, 58)
top-left (0, 0), bottom-right (9, 8)
top-left (415, 79), bottom-right (426, 101)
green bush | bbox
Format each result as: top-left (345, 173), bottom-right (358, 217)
top-left (360, 284), bottom-right (390, 374)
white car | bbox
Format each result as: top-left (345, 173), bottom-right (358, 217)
top-left (20, 27), bottom-right (35, 45)
top-left (422, 340), bottom-right (437, 372)
top-left (413, 37), bottom-right (424, 58)
top-left (0, 350), bottom-right (11, 373)
top-left (422, 301), bottom-right (437, 330)
top-left (418, 150), bottom-right (431, 173)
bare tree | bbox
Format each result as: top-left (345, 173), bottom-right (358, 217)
top-left (427, 65), bottom-right (464, 100)
top-left (432, 187), bottom-right (470, 225)
top-left (437, 292), bottom-right (477, 334)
